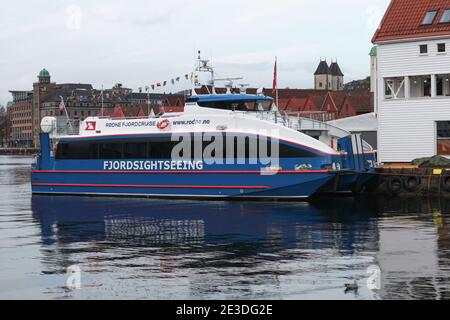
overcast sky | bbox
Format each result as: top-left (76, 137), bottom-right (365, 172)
top-left (0, 0), bottom-right (390, 105)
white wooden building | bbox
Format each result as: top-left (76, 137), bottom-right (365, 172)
top-left (373, 0), bottom-right (450, 163)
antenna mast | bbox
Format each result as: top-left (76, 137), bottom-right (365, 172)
top-left (195, 50), bottom-right (215, 94)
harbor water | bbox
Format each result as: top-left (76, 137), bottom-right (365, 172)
top-left (0, 156), bottom-right (449, 300)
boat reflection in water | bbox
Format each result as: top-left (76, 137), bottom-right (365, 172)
top-left (30, 196), bottom-right (450, 299)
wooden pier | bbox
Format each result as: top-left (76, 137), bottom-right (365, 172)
top-left (368, 166), bottom-right (450, 197)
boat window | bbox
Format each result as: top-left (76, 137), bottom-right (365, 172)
top-left (55, 135), bottom-right (320, 161)
top-left (197, 99), bottom-right (272, 111)
top-left (100, 143), bottom-right (124, 159)
top-left (55, 142), bottom-right (99, 160)
top-left (123, 143), bottom-right (148, 159)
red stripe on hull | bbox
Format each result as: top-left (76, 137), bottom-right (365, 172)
top-left (32, 183), bottom-right (268, 190)
top-left (32, 170), bottom-right (329, 174)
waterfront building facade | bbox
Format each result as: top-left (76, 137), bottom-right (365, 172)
top-left (373, 0), bottom-right (450, 163)
top-left (8, 91), bottom-right (33, 147)
top-left (7, 70), bottom-right (185, 147)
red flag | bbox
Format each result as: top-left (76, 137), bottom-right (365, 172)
top-left (59, 96), bottom-right (65, 111)
top-left (272, 58), bottom-right (277, 95)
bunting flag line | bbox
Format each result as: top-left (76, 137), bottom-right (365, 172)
top-left (148, 72), bottom-right (197, 91)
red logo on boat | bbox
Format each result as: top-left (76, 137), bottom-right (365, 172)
top-left (157, 119), bottom-right (171, 130)
top-left (85, 121), bottom-right (96, 131)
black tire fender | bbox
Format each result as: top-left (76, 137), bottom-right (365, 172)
top-left (403, 176), bottom-right (421, 193)
top-left (387, 176), bottom-right (402, 194)
top-left (442, 176), bottom-right (450, 192)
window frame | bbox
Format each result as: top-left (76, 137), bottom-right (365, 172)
top-left (439, 8), bottom-right (450, 24)
top-left (437, 121), bottom-right (450, 156)
top-left (438, 43), bottom-right (447, 53)
top-left (421, 10), bottom-right (438, 25)
top-left (419, 44), bottom-right (428, 54)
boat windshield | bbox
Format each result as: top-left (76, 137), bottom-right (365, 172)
top-left (197, 99), bottom-right (273, 112)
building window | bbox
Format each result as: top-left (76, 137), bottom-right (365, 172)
top-left (319, 82), bottom-right (323, 88)
top-left (438, 43), bottom-right (446, 53)
top-left (410, 75), bottom-right (432, 97)
top-left (437, 74), bottom-right (450, 96)
top-left (384, 77), bottom-right (405, 99)
top-left (422, 10), bottom-right (437, 25)
top-left (420, 44), bottom-right (428, 54)
top-left (440, 9), bottom-right (450, 23)
top-left (437, 121), bottom-right (450, 155)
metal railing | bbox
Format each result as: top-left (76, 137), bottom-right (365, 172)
top-left (255, 111), bottom-right (329, 132)
top-left (54, 118), bottom-right (80, 136)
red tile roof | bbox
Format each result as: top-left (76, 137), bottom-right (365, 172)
top-left (373, 0), bottom-right (450, 43)
top-left (346, 93), bottom-right (374, 114)
top-left (277, 98), bottom-right (291, 111)
top-left (328, 92), bottom-right (347, 109)
top-left (287, 98), bottom-right (308, 112)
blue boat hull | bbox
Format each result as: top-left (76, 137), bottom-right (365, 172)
top-left (31, 171), bottom-right (334, 199)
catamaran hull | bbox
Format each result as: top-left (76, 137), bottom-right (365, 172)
top-left (31, 171), bottom-right (334, 199)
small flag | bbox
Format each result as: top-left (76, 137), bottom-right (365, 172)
top-left (176, 77), bottom-right (180, 82)
top-left (171, 79), bottom-right (175, 85)
top-left (151, 84), bottom-right (155, 90)
top-left (185, 74), bottom-right (189, 80)
top-left (157, 83), bottom-right (161, 87)
top-left (59, 96), bottom-right (66, 111)
top-left (163, 81), bottom-right (167, 86)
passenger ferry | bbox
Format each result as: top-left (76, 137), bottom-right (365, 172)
top-left (31, 52), bottom-right (376, 199)
top-left (31, 91), bottom-right (351, 199)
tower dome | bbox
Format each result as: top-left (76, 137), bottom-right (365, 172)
top-left (38, 68), bottom-right (51, 84)
top-left (38, 69), bottom-right (50, 78)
